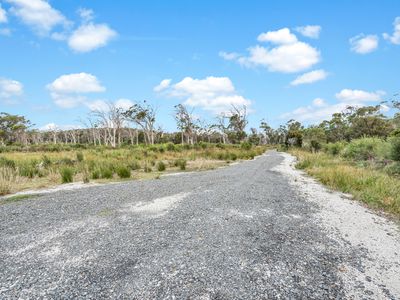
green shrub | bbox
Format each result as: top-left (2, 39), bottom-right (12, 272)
top-left (384, 162), bottom-right (400, 176)
top-left (324, 142), bottom-right (346, 156)
top-left (18, 161), bottom-right (38, 178)
top-left (390, 137), bottom-right (400, 162)
top-left (41, 155), bottom-right (52, 168)
top-left (144, 165), bottom-right (152, 173)
top-left (240, 142), bottom-right (252, 150)
top-left (116, 166), bottom-right (131, 178)
top-left (59, 157), bottom-right (74, 166)
top-left (166, 142), bottom-right (176, 151)
top-left (91, 169), bottom-right (100, 179)
top-left (60, 167), bottom-right (74, 183)
top-left (0, 157), bottom-right (16, 169)
top-left (157, 161), bottom-right (166, 172)
top-left (100, 167), bottom-right (113, 179)
top-left (76, 152), bottom-right (84, 162)
top-left (175, 159), bottom-right (187, 170)
top-left (342, 138), bottom-right (382, 161)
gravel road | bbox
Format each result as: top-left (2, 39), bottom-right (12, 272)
top-left (1, 150), bottom-right (399, 299)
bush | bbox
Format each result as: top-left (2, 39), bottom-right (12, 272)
top-left (18, 161), bottom-right (39, 178)
top-left (76, 152), bottom-right (84, 162)
top-left (41, 155), bottom-right (52, 168)
top-left (144, 165), bottom-right (152, 173)
top-left (324, 142), bottom-right (346, 156)
top-left (91, 169), bottom-right (100, 179)
top-left (60, 167), bottom-right (74, 183)
top-left (157, 161), bottom-right (166, 172)
top-left (390, 137), bottom-right (400, 162)
top-left (100, 167), bottom-right (113, 179)
top-left (342, 138), bottom-right (382, 161)
top-left (0, 157), bottom-right (16, 169)
top-left (240, 142), bottom-right (252, 150)
top-left (175, 159), bottom-right (187, 170)
top-left (384, 162), bottom-right (400, 176)
top-left (166, 143), bottom-right (176, 151)
top-left (59, 157), bottom-right (74, 166)
top-left (116, 166), bottom-right (131, 178)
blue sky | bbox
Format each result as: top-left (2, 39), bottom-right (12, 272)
top-left (0, 0), bottom-right (399, 131)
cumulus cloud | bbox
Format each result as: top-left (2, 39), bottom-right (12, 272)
top-left (281, 89), bottom-right (386, 123)
top-left (6, 0), bottom-right (68, 35)
top-left (290, 69), bottom-right (328, 86)
top-left (47, 73), bottom-right (105, 108)
top-left (0, 4), bottom-right (8, 23)
top-left (350, 34), bottom-right (379, 54)
top-left (0, 28), bottom-right (11, 36)
top-left (68, 23), bottom-right (117, 53)
top-left (257, 28), bottom-right (297, 44)
top-left (154, 79), bottom-right (171, 92)
top-left (295, 25), bottom-right (321, 39)
top-left (335, 89), bottom-right (385, 102)
top-left (40, 123), bottom-right (81, 131)
top-left (77, 8), bottom-right (94, 23)
top-left (0, 77), bottom-right (23, 103)
top-left (221, 28), bottom-right (320, 73)
top-left (157, 76), bottom-right (251, 114)
top-left (383, 17), bottom-right (400, 45)
top-left (85, 98), bottom-right (134, 112)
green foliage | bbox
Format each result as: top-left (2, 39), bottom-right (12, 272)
top-left (174, 159), bottom-right (187, 170)
top-left (76, 152), bottom-right (84, 162)
top-left (60, 167), bottom-right (74, 183)
top-left (18, 161), bottom-right (39, 178)
top-left (166, 142), bottom-right (176, 151)
top-left (390, 137), bottom-right (400, 162)
top-left (0, 157), bottom-right (16, 169)
top-left (384, 162), bottom-right (400, 176)
top-left (116, 166), bottom-right (131, 178)
top-left (240, 141), bottom-right (252, 150)
top-left (341, 138), bottom-right (383, 161)
top-left (41, 155), bottom-right (52, 168)
top-left (91, 169), bottom-right (100, 179)
top-left (100, 167), bottom-right (113, 179)
top-left (157, 161), bottom-right (166, 172)
top-left (323, 142), bottom-right (347, 156)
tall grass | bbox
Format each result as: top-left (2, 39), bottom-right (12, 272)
top-left (0, 143), bottom-right (267, 196)
top-left (291, 149), bottom-right (400, 217)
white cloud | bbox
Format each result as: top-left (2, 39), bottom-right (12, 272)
top-left (295, 25), bottom-right (321, 39)
top-left (154, 79), bottom-right (171, 92)
top-left (290, 69), bottom-right (328, 86)
top-left (6, 0), bottom-right (68, 35)
top-left (115, 98), bottom-right (134, 110)
top-left (160, 76), bottom-right (251, 114)
top-left (77, 8), bottom-right (94, 23)
top-left (350, 34), bottom-right (379, 54)
top-left (239, 42), bottom-right (320, 73)
top-left (68, 23), bottom-right (117, 53)
top-left (47, 73), bottom-right (105, 108)
top-left (0, 77), bottom-right (23, 103)
top-left (383, 17), bottom-right (400, 45)
top-left (85, 98), bottom-right (133, 112)
top-left (219, 51), bottom-right (240, 61)
top-left (47, 73), bottom-right (105, 94)
top-left (281, 89), bottom-right (386, 123)
top-left (257, 28), bottom-right (298, 44)
top-left (0, 4), bottom-right (8, 23)
top-left (335, 89), bottom-right (385, 102)
top-left (40, 123), bottom-right (81, 131)
top-left (222, 28), bottom-right (320, 73)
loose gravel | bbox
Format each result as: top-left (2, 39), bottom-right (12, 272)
top-left (0, 150), bottom-right (399, 299)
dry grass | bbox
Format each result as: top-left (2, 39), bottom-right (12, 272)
top-left (0, 144), bottom-right (267, 196)
top-left (290, 149), bottom-right (400, 217)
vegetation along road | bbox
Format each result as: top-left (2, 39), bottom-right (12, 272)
top-left (0, 151), bottom-right (399, 299)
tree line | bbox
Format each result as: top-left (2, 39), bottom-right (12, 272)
top-left (1, 99), bottom-right (399, 148)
